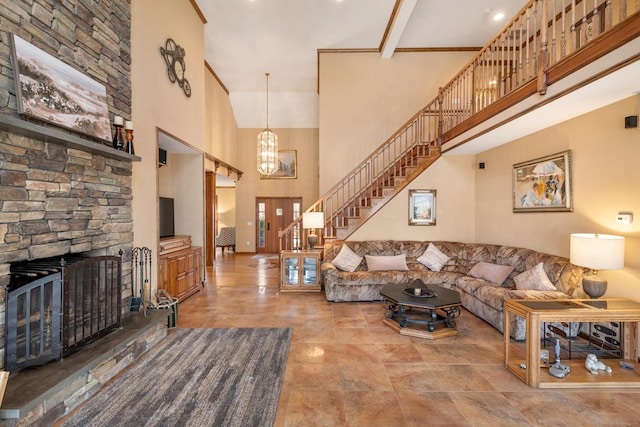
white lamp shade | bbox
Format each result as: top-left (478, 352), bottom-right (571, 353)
top-left (570, 233), bottom-right (624, 270)
top-left (302, 212), bottom-right (324, 229)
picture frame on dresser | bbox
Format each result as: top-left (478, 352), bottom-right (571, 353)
top-left (513, 150), bottom-right (573, 213)
top-left (408, 189), bottom-right (436, 226)
top-left (10, 33), bottom-right (111, 142)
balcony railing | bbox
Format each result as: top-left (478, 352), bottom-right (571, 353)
top-left (280, 0), bottom-right (639, 250)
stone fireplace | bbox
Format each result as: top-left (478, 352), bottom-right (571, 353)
top-left (0, 118), bottom-right (137, 371)
top-left (0, 0), bottom-right (136, 372)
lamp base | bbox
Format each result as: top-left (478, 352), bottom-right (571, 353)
top-left (307, 233), bottom-right (318, 250)
top-left (582, 275), bottom-right (608, 299)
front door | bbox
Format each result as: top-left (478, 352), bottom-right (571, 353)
top-left (256, 197), bottom-right (301, 254)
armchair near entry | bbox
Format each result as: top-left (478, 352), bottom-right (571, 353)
top-left (215, 226), bottom-right (236, 253)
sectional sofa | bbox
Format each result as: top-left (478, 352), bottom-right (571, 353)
top-left (321, 240), bottom-right (587, 339)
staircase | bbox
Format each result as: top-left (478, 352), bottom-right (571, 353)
top-left (279, 98), bottom-right (442, 250)
top-left (279, 0), bottom-right (640, 251)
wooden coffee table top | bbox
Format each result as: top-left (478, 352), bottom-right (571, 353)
top-left (380, 283), bottom-right (461, 310)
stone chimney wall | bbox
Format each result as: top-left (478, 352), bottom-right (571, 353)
top-left (0, 0), bottom-right (133, 368)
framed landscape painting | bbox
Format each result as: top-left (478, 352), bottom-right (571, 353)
top-left (10, 33), bottom-right (111, 142)
top-left (513, 150), bottom-right (572, 212)
top-left (260, 150), bottom-right (297, 179)
top-left (409, 189), bottom-right (436, 226)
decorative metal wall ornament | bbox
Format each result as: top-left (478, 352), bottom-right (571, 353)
top-left (160, 38), bottom-right (191, 97)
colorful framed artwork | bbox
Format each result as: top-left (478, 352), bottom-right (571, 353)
top-left (513, 150), bottom-right (572, 212)
top-left (408, 189), bottom-right (436, 226)
top-left (260, 150), bottom-right (297, 179)
top-left (10, 33), bottom-right (111, 142)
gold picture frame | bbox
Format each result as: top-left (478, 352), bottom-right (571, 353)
top-left (408, 189), bottom-right (436, 226)
top-left (260, 150), bottom-right (297, 179)
top-left (513, 150), bottom-right (572, 212)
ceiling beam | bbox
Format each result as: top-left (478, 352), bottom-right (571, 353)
top-left (380, 0), bottom-right (418, 59)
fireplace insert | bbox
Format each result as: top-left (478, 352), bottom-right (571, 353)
top-left (6, 254), bottom-right (122, 372)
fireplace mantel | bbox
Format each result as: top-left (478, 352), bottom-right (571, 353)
top-left (0, 114), bottom-right (141, 162)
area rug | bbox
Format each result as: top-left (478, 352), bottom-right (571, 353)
top-left (60, 328), bottom-right (292, 427)
top-left (250, 254), bottom-right (279, 260)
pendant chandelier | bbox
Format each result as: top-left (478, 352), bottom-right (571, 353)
top-left (257, 72), bottom-right (279, 175)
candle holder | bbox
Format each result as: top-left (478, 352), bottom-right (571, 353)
top-left (125, 128), bottom-right (135, 154)
top-left (112, 122), bottom-right (124, 150)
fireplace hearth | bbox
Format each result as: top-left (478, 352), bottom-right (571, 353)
top-left (6, 255), bottom-right (122, 372)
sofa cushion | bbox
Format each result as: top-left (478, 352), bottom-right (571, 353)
top-left (456, 276), bottom-right (508, 311)
top-left (332, 244), bottom-right (363, 272)
top-left (417, 243), bottom-right (450, 271)
top-left (365, 254), bottom-right (409, 271)
top-left (337, 270), bottom-right (411, 285)
top-left (514, 262), bottom-right (557, 291)
top-left (468, 262), bottom-right (515, 285)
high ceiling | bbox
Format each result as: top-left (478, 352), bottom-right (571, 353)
top-left (196, 0), bottom-right (528, 128)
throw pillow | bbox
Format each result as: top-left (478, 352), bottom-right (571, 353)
top-left (331, 244), bottom-right (363, 272)
top-left (416, 243), bottom-right (450, 271)
top-left (468, 261), bottom-right (515, 285)
top-left (514, 262), bottom-right (557, 291)
top-left (365, 254), bottom-right (409, 271)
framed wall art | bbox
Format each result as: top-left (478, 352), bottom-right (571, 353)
top-left (408, 189), bottom-right (436, 226)
top-left (260, 150), bottom-right (297, 179)
top-left (513, 150), bottom-right (572, 212)
top-left (10, 33), bottom-right (111, 142)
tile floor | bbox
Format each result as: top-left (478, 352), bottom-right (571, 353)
top-left (178, 253), bottom-right (640, 427)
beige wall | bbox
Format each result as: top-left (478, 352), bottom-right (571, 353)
top-left (131, 0), bottom-right (205, 257)
top-left (235, 128), bottom-right (319, 252)
top-left (351, 155), bottom-right (476, 242)
top-left (216, 187), bottom-right (236, 229)
top-left (475, 95), bottom-right (640, 298)
top-left (205, 69), bottom-right (239, 169)
top-left (318, 50), bottom-right (475, 193)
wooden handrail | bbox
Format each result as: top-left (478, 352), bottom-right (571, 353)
top-left (280, 0), bottom-right (639, 251)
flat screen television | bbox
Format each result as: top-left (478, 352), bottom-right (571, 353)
top-left (159, 197), bottom-right (175, 238)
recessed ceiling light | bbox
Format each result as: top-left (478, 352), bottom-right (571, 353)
top-left (494, 12), bottom-right (505, 21)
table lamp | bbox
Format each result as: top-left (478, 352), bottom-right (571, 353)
top-left (302, 212), bottom-right (324, 249)
top-left (570, 233), bottom-right (625, 298)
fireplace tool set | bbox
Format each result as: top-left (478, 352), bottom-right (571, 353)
top-left (130, 247), bottom-right (152, 315)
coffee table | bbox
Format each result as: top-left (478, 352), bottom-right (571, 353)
top-left (380, 283), bottom-right (462, 339)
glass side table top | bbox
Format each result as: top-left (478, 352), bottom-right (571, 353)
top-left (515, 300), bottom-right (590, 310)
top-left (581, 299), bottom-right (640, 310)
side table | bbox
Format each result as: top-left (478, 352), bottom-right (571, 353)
top-left (279, 250), bottom-right (322, 292)
top-left (504, 298), bottom-right (640, 388)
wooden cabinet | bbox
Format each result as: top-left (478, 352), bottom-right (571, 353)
top-left (159, 235), bottom-right (203, 302)
top-left (279, 250), bottom-right (321, 292)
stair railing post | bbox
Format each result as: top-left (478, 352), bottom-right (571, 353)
top-left (538, 0), bottom-right (550, 95)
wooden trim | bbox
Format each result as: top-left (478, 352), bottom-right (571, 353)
top-left (379, 0), bottom-right (403, 51)
top-left (441, 80), bottom-right (537, 143)
top-left (547, 11), bottom-right (640, 86)
top-left (205, 61), bottom-right (229, 95)
top-left (189, 0), bottom-right (207, 24)
top-left (394, 47), bottom-right (482, 53)
top-left (205, 153), bottom-right (243, 180)
top-left (0, 371), bottom-right (8, 406)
